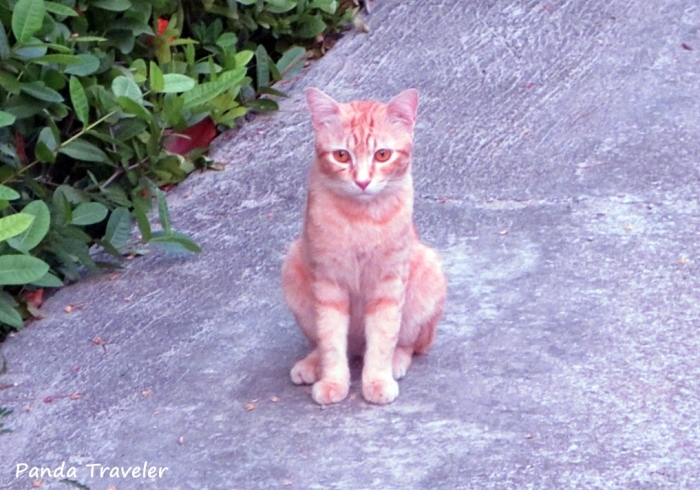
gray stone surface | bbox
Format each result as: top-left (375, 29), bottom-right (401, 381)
top-left (1, 1), bottom-right (699, 488)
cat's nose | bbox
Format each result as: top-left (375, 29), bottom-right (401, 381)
top-left (355, 180), bottom-right (371, 190)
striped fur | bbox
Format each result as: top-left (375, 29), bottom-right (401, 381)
top-left (281, 88), bottom-right (446, 405)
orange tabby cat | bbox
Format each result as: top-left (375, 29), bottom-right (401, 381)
top-left (281, 88), bottom-right (446, 405)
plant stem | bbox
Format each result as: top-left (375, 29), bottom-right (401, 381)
top-left (1, 111), bottom-right (117, 186)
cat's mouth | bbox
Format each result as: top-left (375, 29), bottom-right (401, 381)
top-left (353, 186), bottom-right (379, 198)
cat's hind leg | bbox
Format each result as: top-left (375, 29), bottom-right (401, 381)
top-left (392, 346), bottom-right (413, 380)
top-left (282, 239), bottom-right (319, 384)
top-left (399, 243), bottom-right (446, 356)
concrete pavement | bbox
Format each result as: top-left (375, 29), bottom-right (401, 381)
top-left (1, 1), bottom-right (699, 488)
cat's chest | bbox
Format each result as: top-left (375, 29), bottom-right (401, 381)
top-left (312, 208), bottom-right (406, 254)
top-left (307, 206), bottom-right (412, 280)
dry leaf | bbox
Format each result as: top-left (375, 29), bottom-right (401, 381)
top-left (26, 289), bottom-right (44, 308)
top-left (26, 303), bottom-right (45, 319)
top-left (353, 17), bottom-right (370, 33)
top-left (70, 392), bottom-right (81, 400)
top-left (32, 481), bottom-right (41, 488)
top-left (65, 303), bottom-right (85, 313)
top-left (679, 256), bottom-right (688, 265)
top-left (245, 403), bottom-right (255, 411)
top-left (499, 229), bottom-right (509, 235)
top-left (270, 396), bottom-right (280, 402)
top-left (142, 390), bottom-right (152, 397)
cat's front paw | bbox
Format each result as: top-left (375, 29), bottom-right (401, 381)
top-left (290, 357), bottom-right (319, 385)
top-left (362, 378), bottom-right (399, 405)
top-left (312, 380), bottom-right (349, 405)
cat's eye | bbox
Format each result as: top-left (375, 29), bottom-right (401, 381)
top-left (332, 150), bottom-right (351, 164)
top-left (374, 149), bottom-right (393, 162)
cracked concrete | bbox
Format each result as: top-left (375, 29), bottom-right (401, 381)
top-left (1, 1), bottom-right (699, 489)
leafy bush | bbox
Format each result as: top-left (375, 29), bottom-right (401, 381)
top-left (0, 0), bottom-right (354, 336)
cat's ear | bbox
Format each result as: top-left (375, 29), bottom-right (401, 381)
top-left (306, 87), bottom-right (341, 129)
top-left (387, 89), bottom-right (419, 130)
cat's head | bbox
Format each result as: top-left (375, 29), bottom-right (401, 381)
top-left (306, 88), bottom-right (418, 198)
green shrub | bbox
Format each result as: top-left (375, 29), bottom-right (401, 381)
top-left (0, 0), bottom-right (354, 335)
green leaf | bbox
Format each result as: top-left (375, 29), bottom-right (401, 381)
top-left (35, 141), bottom-right (56, 163)
top-left (0, 73), bottom-right (20, 94)
top-left (150, 231), bottom-right (201, 253)
top-left (64, 54), bottom-right (100, 76)
top-left (149, 61), bottom-right (164, 92)
top-left (92, 0), bottom-right (132, 11)
top-left (117, 96), bottom-right (153, 122)
top-left (69, 36), bottom-right (108, 43)
top-left (112, 76), bottom-right (142, 102)
top-left (70, 202), bottom-right (108, 226)
top-left (12, 0), bottom-right (46, 43)
top-left (265, 0), bottom-right (296, 13)
top-left (216, 106), bottom-right (248, 126)
top-left (20, 81), bottom-right (64, 103)
top-left (44, 1), bottom-right (79, 16)
top-left (35, 127), bottom-right (58, 163)
top-left (0, 185), bottom-right (19, 201)
top-left (55, 185), bottom-right (87, 205)
top-left (234, 50), bottom-right (254, 68)
top-left (160, 74), bottom-right (195, 93)
top-left (296, 13), bottom-right (326, 38)
top-left (95, 239), bottom-right (123, 260)
top-left (258, 86), bottom-right (288, 98)
top-left (162, 93), bottom-right (186, 129)
top-left (59, 138), bottom-right (111, 164)
top-left (0, 22), bottom-right (10, 60)
top-left (0, 296), bottom-right (23, 329)
top-left (0, 111), bottom-right (15, 128)
top-left (3, 94), bottom-right (47, 119)
top-left (8, 200), bottom-right (51, 252)
top-left (182, 67), bottom-right (245, 109)
top-left (31, 272), bottom-right (63, 288)
top-left (43, 69), bottom-right (67, 90)
top-left (32, 54), bottom-right (82, 65)
top-left (111, 18), bottom-right (153, 36)
top-left (69, 77), bottom-right (89, 126)
top-left (247, 98), bottom-right (279, 113)
top-left (112, 118), bottom-right (147, 143)
top-left (133, 202), bottom-right (151, 242)
top-left (155, 188), bottom-right (171, 234)
top-left (104, 207), bottom-right (131, 250)
top-left (0, 214), bottom-right (34, 243)
top-left (0, 255), bottom-right (50, 285)
top-left (14, 42), bottom-right (47, 59)
top-left (309, 0), bottom-right (337, 13)
top-left (255, 44), bottom-right (269, 89)
top-left (276, 46), bottom-right (307, 79)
